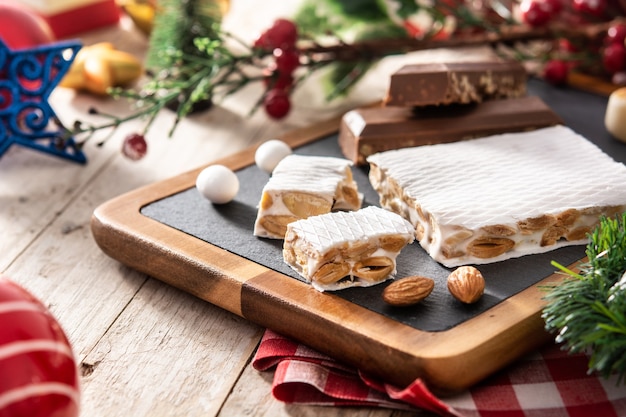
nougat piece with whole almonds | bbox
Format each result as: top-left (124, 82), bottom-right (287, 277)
top-left (367, 125), bottom-right (626, 267)
top-left (283, 206), bottom-right (415, 291)
top-left (253, 154), bottom-right (362, 239)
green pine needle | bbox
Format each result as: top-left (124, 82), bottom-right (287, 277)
top-left (543, 212), bottom-right (626, 384)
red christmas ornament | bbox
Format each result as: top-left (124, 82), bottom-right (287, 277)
top-left (0, 278), bottom-right (80, 417)
top-left (0, 1), bottom-right (55, 49)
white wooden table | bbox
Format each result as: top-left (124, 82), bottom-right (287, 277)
top-left (1, 4), bottom-right (454, 415)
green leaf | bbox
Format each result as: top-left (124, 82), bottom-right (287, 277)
top-left (147, 0), bottom-right (224, 70)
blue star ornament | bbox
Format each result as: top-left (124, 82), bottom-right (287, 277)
top-left (0, 38), bottom-right (85, 163)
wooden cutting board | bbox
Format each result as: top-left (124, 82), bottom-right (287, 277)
top-left (90, 79), bottom-right (622, 396)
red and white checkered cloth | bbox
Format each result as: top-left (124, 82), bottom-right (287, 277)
top-left (252, 329), bottom-right (626, 416)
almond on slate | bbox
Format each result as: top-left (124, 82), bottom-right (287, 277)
top-left (382, 276), bottom-right (434, 307)
top-left (447, 266), bottom-right (485, 304)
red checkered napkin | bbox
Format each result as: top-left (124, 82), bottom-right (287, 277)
top-left (252, 329), bottom-right (626, 417)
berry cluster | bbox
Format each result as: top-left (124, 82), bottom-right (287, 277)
top-left (519, 0), bottom-right (626, 84)
top-left (254, 19), bottom-right (300, 120)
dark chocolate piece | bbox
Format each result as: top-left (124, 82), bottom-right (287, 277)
top-left (384, 61), bottom-right (527, 107)
top-left (338, 96), bottom-right (563, 165)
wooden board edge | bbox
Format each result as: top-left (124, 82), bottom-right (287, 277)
top-left (568, 72), bottom-right (617, 97)
top-left (239, 261), bottom-right (573, 395)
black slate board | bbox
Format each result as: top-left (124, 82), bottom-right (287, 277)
top-left (141, 78), bottom-right (625, 332)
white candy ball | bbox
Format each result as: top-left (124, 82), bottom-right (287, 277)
top-left (255, 139), bottom-right (292, 173)
top-left (196, 164), bottom-right (239, 204)
top-left (605, 87), bottom-right (626, 143)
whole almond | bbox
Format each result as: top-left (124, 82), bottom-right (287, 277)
top-left (447, 266), bottom-right (485, 304)
top-left (382, 276), bottom-right (434, 307)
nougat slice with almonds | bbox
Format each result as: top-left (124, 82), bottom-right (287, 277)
top-left (253, 154), bottom-right (362, 239)
top-left (367, 125), bottom-right (626, 267)
top-left (283, 206), bottom-right (415, 291)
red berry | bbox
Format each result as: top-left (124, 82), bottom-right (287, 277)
top-left (543, 59), bottom-right (569, 85)
top-left (253, 32), bottom-right (269, 50)
top-left (273, 47), bottom-right (300, 75)
top-left (603, 43), bottom-right (626, 74)
top-left (558, 38), bottom-right (578, 53)
top-left (545, 0), bottom-right (563, 13)
top-left (520, 0), bottom-right (561, 26)
top-left (572, 0), bottom-right (606, 17)
top-left (263, 89), bottom-right (291, 119)
top-left (261, 19), bottom-right (298, 50)
top-left (606, 23), bottom-right (626, 45)
top-left (263, 70), bottom-right (294, 90)
top-left (122, 133), bottom-right (148, 160)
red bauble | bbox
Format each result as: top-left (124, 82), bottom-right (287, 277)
top-left (0, 278), bottom-right (80, 417)
top-left (0, 1), bottom-right (55, 49)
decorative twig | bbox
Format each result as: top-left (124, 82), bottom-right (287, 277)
top-left (302, 18), bottom-right (625, 62)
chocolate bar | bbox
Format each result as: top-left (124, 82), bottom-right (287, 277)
top-left (338, 96), bottom-right (563, 165)
top-left (384, 61), bottom-right (527, 107)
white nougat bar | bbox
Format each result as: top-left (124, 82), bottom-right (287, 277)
top-left (367, 125), bottom-right (626, 267)
top-left (253, 154), bottom-right (362, 239)
top-left (283, 206), bottom-right (415, 292)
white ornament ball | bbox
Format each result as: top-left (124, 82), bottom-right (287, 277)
top-left (255, 139), bottom-right (292, 173)
top-left (605, 87), bottom-right (626, 143)
top-left (196, 164), bottom-right (239, 204)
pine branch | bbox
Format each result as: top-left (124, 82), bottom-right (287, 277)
top-left (543, 213), bottom-right (626, 384)
top-left (146, 0), bottom-right (224, 70)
